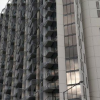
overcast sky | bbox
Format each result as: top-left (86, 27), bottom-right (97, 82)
top-left (0, 0), bottom-right (8, 13)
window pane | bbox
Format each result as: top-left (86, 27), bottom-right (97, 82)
top-left (68, 25), bottom-right (72, 35)
top-left (72, 14), bottom-right (75, 23)
top-left (65, 48), bottom-right (69, 58)
top-left (72, 24), bottom-right (76, 34)
top-left (71, 72), bottom-right (75, 84)
top-left (70, 47), bottom-right (73, 58)
top-left (66, 60), bottom-right (70, 71)
top-left (73, 35), bottom-right (76, 45)
top-left (69, 36), bottom-right (72, 46)
top-left (67, 5), bottom-right (71, 14)
top-left (64, 26), bottom-right (68, 35)
top-left (70, 59), bottom-right (74, 70)
top-left (74, 46), bottom-right (77, 57)
top-left (67, 14), bottom-right (71, 24)
top-left (71, 4), bottom-right (74, 13)
top-left (65, 36), bottom-right (69, 46)
top-left (75, 59), bottom-right (78, 70)
top-left (64, 16), bottom-right (68, 25)
top-left (75, 71), bottom-right (80, 83)
top-left (67, 73), bottom-right (71, 84)
top-left (63, 6), bottom-right (67, 15)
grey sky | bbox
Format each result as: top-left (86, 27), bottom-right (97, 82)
top-left (0, 0), bottom-right (8, 13)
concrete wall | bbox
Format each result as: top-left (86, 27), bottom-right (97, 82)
top-left (56, 0), bottom-right (67, 100)
top-left (82, 0), bottom-right (100, 100)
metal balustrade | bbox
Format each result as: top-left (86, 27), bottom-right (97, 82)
top-left (44, 0), bottom-right (56, 9)
top-left (26, 93), bottom-right (36, 100)
top-left (44, 17), bottom-right (56, 27)
top-left (45, 48), bottom-right (57, 58)
top-left (5, 69), bottom-right (12, 76)
top-left (16, 62), bottom-right (23, 70)
top-left (45, 70), bottom-right (58, 81)
top-left (44, 62), bottom-right (58, 69)
top-left (26, 72), bottom-right (36, 81)
top-left (4, 86), bottom-right (11, 94)
top-left (44, 82), bottom-right (59, 93)
top-left (14, 79), bottom-right (22, 88)
top-left (44, 38), bottom-right (57, 47)
top-left (26, 79), bottom-right (39, 91)
top-left (45, 96), bottom-right (59, 100)
top-left (45, 8), bottom-right (56, 18)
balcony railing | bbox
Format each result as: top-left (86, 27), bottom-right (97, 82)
top-left (27, 53), bottom-right (36, 61)
top-left (44, 38), bottom-right (57, 47)
top-left (44, 0), bottom-right (56, 9)
top-left (26, 72), bottom-right (36, 80)
top-left (45, 96), bottom-right (59, 100)
top-left (45, 70), bottom-right (58, 81)
top-left (45, 8), bottom-right (56, 18)
top-left (44, 82), bottom-right (59, 93)
top-left (16, 69), bottom-right (23, 79)
top-left (44, 62), bottom-right (58, 69)
top-left (26, 79), bottom-right (39, 91)
top-left (44, 18), bottom-right (56, 27)
top-left (4, 86), bottom-right (11, 94)
top-left (6, 70), bottom-right (12, 77)
top-left (16, 62), bottom-right (23, 70)
top-left (45, 48), bottom-right (57, 58)
top-left (14, 79), bottom-right (22, 88)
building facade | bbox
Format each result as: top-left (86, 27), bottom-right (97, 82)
top-left (0, 0), bottom-right (99, 100)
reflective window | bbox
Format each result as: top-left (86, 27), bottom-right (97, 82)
top-left (63, 0), bottom-right (81, 99)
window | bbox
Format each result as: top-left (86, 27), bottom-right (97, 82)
top-left (96, 1), bottom-right (100, 9)
top-left (97, 10), bottom-right (100, 17)
top-left (65, 36), bottom-right (69, 46)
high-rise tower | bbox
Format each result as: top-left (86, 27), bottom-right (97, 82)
top-left (0, 0), bottom-right (100, 100)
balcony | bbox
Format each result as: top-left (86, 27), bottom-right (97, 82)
top-left (4, 86), bottom-right (11, 94)
top-left (27, 36), bottom-right (37, 44)
top-left (14, 79), bottom-right (22, 88)
top-left (45, 48), bottom-right (57, 58)
top-left (44, 18), bottom-right (56, 27)
top-left (21, 0), bottom-right (26, 5)
top-left (44, 82), bottom-right (59, 93)
top-left (12, 11), bottom-right (16, 17)
top-left (27, 53), bottom-right (36, 61)
top-left (27, 72), bottom-right (36, 80)
top-left (44, 39), bottom-right (57, 47)
top-left (45, 8), bottom-right (56, 18)
top-left (44, 0), bottom-right (56, 9)
top-left (13, 88), bottom-right (22, 97)
top-left (26, 79), bottom-right (39, 91)
top-left (26, 94), bottom-right (35, 100)
top-left (27, 62), bottom-right (36, 72)
top-left (5, 77), bottom-right (12, 86)
top-left (0, 76), bottom-right (3, 83)
top-left (45, 96), bottom-right (59, 100)
top-left (0, 20), bottom-right (2, 26)
top-left (6, 70), bottom-right (12, 77)
top-left (5, 94), bottom-right (11, 100)
top-left (16, 62), bottom-right (23, 70)
top-left (16, 69), bottom-right (23, 79)
top-left (45, 70), bottom-right (58, 81)
top-left (0, 62), bottom-right (5, 68)
top-left (44, 62), bottom-right (58, 69)
top-left (0, 92), bottom-right (2, 99)
top-left (27, 44), bottom-right (36, 53)
top-left (13, 0), bottom-right (17, 5)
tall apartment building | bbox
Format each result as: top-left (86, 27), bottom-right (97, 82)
top-left (0, 0), bottom-right (100, 100)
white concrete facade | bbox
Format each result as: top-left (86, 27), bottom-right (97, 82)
top-left (82, 0), bottom-right (100, 100)
top-left (56, 0), bottom-right (67, 100)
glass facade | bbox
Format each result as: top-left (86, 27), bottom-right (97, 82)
top-left (63, 0), bottom-right (81, 99)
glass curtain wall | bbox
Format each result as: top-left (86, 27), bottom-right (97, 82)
top-left (62, 0), bottom-right (81, 99)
